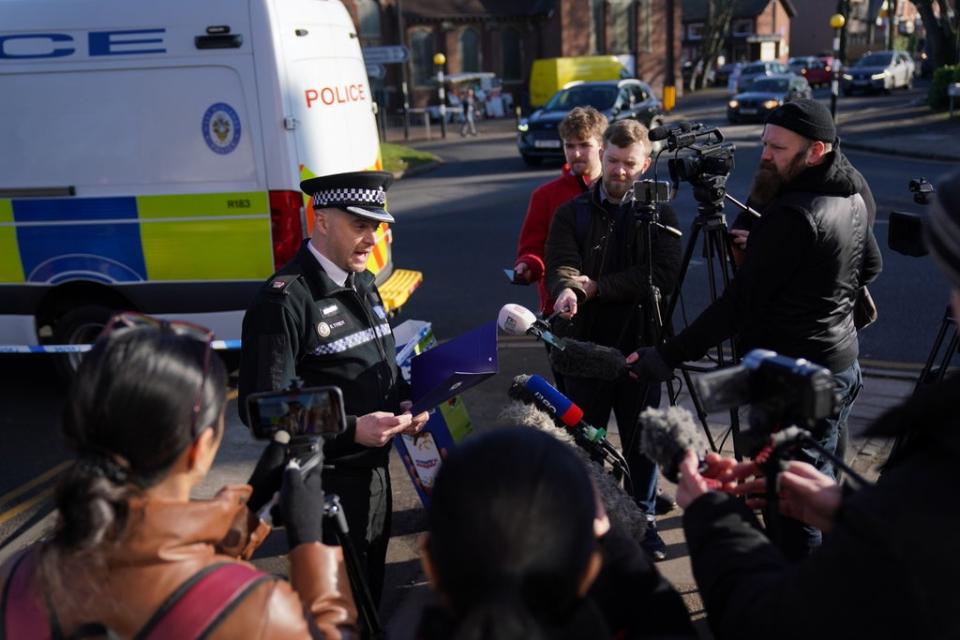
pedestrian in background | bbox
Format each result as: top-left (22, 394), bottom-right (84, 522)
top-left (460, 88), bottom-right (478, 137)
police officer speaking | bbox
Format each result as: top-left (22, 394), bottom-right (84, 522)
top-left (239, 171), bottom-right (428, 605)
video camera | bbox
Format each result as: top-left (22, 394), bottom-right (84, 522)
top-left (889, 177), bottom-right (936, 257)
top-left (654, 121), bottom-right (736, 208)
top-left (691, 349), bottom-right (837, 455)
top-left (247, 381), bottom-right (346, 474)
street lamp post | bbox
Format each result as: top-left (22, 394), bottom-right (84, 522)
top-left (433, 52), bottom-right (447, 139)
top-left (830, 13), bottom-right (846, 121)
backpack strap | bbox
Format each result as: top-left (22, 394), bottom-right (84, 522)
top-left (136, 563), bottom-right (271, 640)
top-left (2, 548), bottom-right (52, 640)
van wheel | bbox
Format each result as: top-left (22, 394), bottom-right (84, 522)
top-left (52, 304), bottom-right (117, 377)
top-left (521, 154), bottom-right (542, 167)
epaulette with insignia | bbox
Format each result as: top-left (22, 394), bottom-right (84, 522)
top-left (267, 275), bottom-right (299, 295)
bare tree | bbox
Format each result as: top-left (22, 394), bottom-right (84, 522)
top-left (911, 0), bottom-right (958, 67)
top-left (692, 0), bottom-right (735, 90)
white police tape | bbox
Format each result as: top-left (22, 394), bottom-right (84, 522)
top-left (0, 339), bottom-right (242, 354)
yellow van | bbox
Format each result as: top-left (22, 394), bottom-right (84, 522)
top-left (529, 56), bottom-right (629, 107)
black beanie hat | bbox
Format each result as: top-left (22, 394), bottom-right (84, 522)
top-left (765, 99), bottom-right (836, 143)
top-left (925, 171), bottom-right (960, 288)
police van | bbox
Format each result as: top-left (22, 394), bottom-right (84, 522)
top-left (0, 0), bottom-right (421, 363)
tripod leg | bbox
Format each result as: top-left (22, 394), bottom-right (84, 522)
top-left (664, 222), bottom-right (703, 326)
top-left (324, 496), bottom-right (384, 638)
top-left (679, 367), bottom-right (718, 452)
top-left (936, 326), bottom-right (959, 384)
top-left (915, 305), bottom-right (952, 394)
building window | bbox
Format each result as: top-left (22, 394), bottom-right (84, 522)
top-left (501, 27), bottom-right (522, 80)
top-left (687, 22), bottom-right (705, 41)
top-left (640, 0), bottom-right (652, 53)
top-left (591, 0), bottom-right (605, 54)
top-left (732, 19), bottom-right (754, 36)
top-left (356, 0), bottom-right (381, 41)
top-left (609, 0), bottom-right (635, 54)
top-left (459, 28), bottom-right (479, 72)
top-left (410, 29), bottom-right (435, 86)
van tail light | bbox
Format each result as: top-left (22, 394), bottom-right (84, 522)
top-left (269, 190), bottom-right (304, 270)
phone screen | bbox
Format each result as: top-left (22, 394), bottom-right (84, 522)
top-left (247, 386), bottom-right (346, 439)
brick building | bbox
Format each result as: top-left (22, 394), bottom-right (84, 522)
top-left (341, 0), bottom-right (682, 112)
top-left (681, 0), bottom-right (796, 66)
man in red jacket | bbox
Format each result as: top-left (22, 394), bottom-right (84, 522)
top-left (514, 107), bottom-right (607, 314)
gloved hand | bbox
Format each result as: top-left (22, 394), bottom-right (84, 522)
top-left (247, 431), bottom-right (290, 513)
top-left (280, 463), bottom-right (325, 548)
top-left (627, 347), bottom-right (673, 382)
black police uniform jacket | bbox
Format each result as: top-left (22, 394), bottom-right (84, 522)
top-left (239, 241), bottom-right (407, 469)
top-left (659, 148), bottom-right (882, 373)
top-left (681, 374), bottom-right (960, 639)
top-left (544, 182), bottom-right (682, 353)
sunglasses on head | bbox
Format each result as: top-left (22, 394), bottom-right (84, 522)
top-left (102, 313), bottom-right (216, 438)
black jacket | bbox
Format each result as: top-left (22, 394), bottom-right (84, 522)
top-left (661, 149), bottom-right (882, 372)
top-left (238, 242), bottom-right (407, 468)
top-left (545, 183), bottom-right (682, 351)
top-left (682, 375), bottom-right (960, 639)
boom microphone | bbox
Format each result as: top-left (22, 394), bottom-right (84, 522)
top-left (548, 338), bottom-right (627, 381)
top-left (497, 303), bottom-right (566, 351)
top-left (638, 406), bottom-right (718, 487)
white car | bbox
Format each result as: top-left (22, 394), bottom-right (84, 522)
top-left (842, 51), bottom-right (916, 94)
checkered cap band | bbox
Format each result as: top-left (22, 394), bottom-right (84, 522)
top-left (313, 187), bottom-right (386, 208)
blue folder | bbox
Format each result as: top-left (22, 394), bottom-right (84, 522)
top-left (410, 320), bottom-right (499, 414)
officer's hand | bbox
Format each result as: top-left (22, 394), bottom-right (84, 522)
top-left (247, 431), bottom-right (290, 513)
top-left (398, 401), bottom-right (430, 436)
top-left (355, 411), bottom-right (412, 447)
top-left (554, 288), bottom-right (579, 319)
top-left (626, 347), bottom-right (673, 381)
top-left (279, 463), bottom-right (324, 548)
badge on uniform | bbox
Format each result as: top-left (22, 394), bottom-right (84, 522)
top-left (317, 321), bottom-right (332, 338)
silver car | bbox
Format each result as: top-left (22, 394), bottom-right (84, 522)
top-left (842, 51), bottom-right (916, 94)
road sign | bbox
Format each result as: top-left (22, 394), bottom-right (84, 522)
top-left (366, 64), bottom-right (386, 79)
top-left (362, 45), bottom-right (408, 65)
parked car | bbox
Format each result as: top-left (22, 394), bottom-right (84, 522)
top-left (788, 56), bottom-right (832, 87)
top-left (517, 79), bottom-right (664, 166)
top-left (736, 60), bottom-right (791, 92)
top-left (842, 50), bottom-right (915, 94)
top-left (727, 74), bottom-right (812, 123)
top-left (714, 61), bottom-right (743, 87)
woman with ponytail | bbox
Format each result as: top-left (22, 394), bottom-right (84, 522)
top-left (0, 314), bottom-right (357, 639)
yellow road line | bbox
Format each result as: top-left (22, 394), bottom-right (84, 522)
top-left (0, 460), bottom-right (70, 512)
top-left (0, 486), bottom-right (55, 526)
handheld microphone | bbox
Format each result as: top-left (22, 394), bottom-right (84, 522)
top-left (548, 338), bottom-right (627, 381)
top-left (508, 374), bottom-right (606, 444)
top-left (497, 303), bottom-right (566, 351)
top-left (637, 406), bottom-right (719, 488)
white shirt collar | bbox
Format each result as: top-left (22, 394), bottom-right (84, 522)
top-left (307, 241), bottom-right (350, 287)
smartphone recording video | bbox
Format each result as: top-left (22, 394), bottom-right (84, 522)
top-left (247, 386), bottom-right (346, 440)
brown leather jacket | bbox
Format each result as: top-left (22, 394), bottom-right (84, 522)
top-left (0, 485), bottom-right (358, 639)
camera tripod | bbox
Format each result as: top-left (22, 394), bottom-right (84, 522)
top-left (657, 180), bottom-right (753, 455)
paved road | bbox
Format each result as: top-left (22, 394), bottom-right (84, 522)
top-left (392, 84), bottom-right (956, 366)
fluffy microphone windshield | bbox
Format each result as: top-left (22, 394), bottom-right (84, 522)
top-left (638, 406), bottom-right (708, 483)
top-left (548, 338), bottom-right (626, 381)
top-left (494, 401), bottom-right (647, 542)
